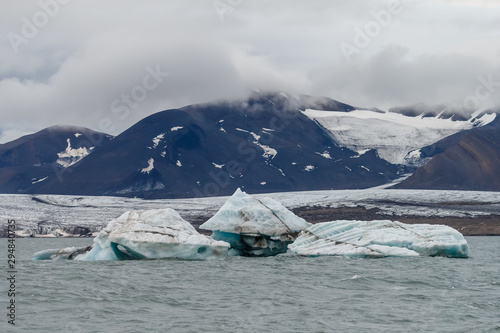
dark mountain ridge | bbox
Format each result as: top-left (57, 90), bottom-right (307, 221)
top-left (1, 93), bottom-right (499, 197)
top-left (0, 126), bottom-right (113, 193)
top-left (28, 93), bottom-right (400, 198)
top-left (395, 114), bottom-right (500, 191)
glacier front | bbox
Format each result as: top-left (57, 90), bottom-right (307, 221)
top-left (34, 208), bottom-right (230, 260)
top-left (200, 188), bottom-right (311, 256)
top-left (288, 220), bottom-right (469, 258)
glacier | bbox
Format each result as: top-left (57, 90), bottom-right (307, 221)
top-left (200, 188), bottom-right (311, 256)
top-left (303, 109), bottom-right (496, 165)
top-left (33, 208), bottom-right (230, 260)
top-left (288, 220), bottom-right (470, 258)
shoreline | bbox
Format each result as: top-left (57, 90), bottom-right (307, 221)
top-left (6, 206), bottom-right (500, 237)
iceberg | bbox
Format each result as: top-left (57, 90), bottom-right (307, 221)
top-left (200, 188), bottom-right (311, 256)
top-left (34, 208), bottom-right (230, 261)
top-left (32, 246), bottom-right (92, 260)
top-left (288, 220), bottom-right (470, 258)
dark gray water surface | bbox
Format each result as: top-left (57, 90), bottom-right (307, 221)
top-left (1, 237), bottom-right (499, 332)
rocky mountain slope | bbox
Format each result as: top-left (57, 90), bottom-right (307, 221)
top-left (27, 93), bottom-right (400, 198)
top-left (395, 115), bottom-right (500, 191)
top-left (1, 92), bottom-right (498, 197)
top-left (0, 126), bottom-right (113, 193)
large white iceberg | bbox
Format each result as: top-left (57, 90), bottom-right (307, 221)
top-left (200, 188), bottom-right (311, 256)
top-left (33, 208), bottom-right (230, 260)
top-left (288, 220), bottom-right (470, 258)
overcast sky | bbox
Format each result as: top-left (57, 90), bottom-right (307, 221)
top-left (1, 0), bottom-right (499, 142)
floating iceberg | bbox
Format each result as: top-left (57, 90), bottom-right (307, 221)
top-left (34, 208), bottom-right (230, 261)
top-left (32, 246), bottom-right (92, 260)
top-left (288, 220), bottom-right (469, 258)
top-left (200, 188), bottom-right (311, 256)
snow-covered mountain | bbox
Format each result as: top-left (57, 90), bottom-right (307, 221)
top-left (303, 108), bottom-right (496, 166)
top-left (24, 92), bottom-right (401, 198)
top-left (1, 92), bottom-right (499, 197)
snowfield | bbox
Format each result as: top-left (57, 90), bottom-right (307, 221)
top-left (303, 109), bottom-right (496, 165)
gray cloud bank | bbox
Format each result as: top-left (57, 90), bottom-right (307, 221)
top-left (0, 0), bottom-right (499, 142)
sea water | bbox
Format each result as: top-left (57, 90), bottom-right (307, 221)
top-left (1, 237), bottom-right (499, 333)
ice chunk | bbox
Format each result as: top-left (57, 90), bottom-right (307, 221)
top-left (288, 220), bottom-right (469, 258)
top-left (200, 188), bottom-right (310, 256)
top-left (33, 246), bottom-right (92, 260)
top-left (37, 208), bottom-right (229, 261)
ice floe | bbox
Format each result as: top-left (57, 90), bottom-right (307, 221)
top-left (34, 208), bottom-right (229, 261)
top-left (200, 188), bottom-right (311, 256)
top-left (33, 246), bottom-right (92, 260)
top-left (288, 220), bottom-right (469, 258)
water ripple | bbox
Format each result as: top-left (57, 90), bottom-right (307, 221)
top-left (1, 237), bottom-right (499, 332)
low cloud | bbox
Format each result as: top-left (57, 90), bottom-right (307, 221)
top-left (312, 45), bottom-right (500, 112)
top-left (0, 0), bottom-right (499, 143)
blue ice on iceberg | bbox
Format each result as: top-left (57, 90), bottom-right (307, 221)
top-left (33, 208), bottom-right (230, 260)
top-left (288, 220), bottom-right (470, 258)
top-left (200, 188), bottom-right (311, 256)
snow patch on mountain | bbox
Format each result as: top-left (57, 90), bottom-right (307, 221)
top-left (56, 138), bottom-right (93, 167)
top-left (171, 126), bottom-right (183, 132)
top-left (213, 163), bottom-right (225, 169)
top-left (303, 109), bottom-right (496, 165)
top-left (236, 128), bottom-right (277, 161)
top-left (152, 133), bottom-right (165, 148)
top-left (316, 151), bottom-right (332, 159)
top-left (350, 149), bottom-right (370, 158)
top-left (140, 158), bottom-right (155, 174)
top-left (32, 176), bottom-right (48, 184)
top-left (256, 142), bottom-right (277, 160)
